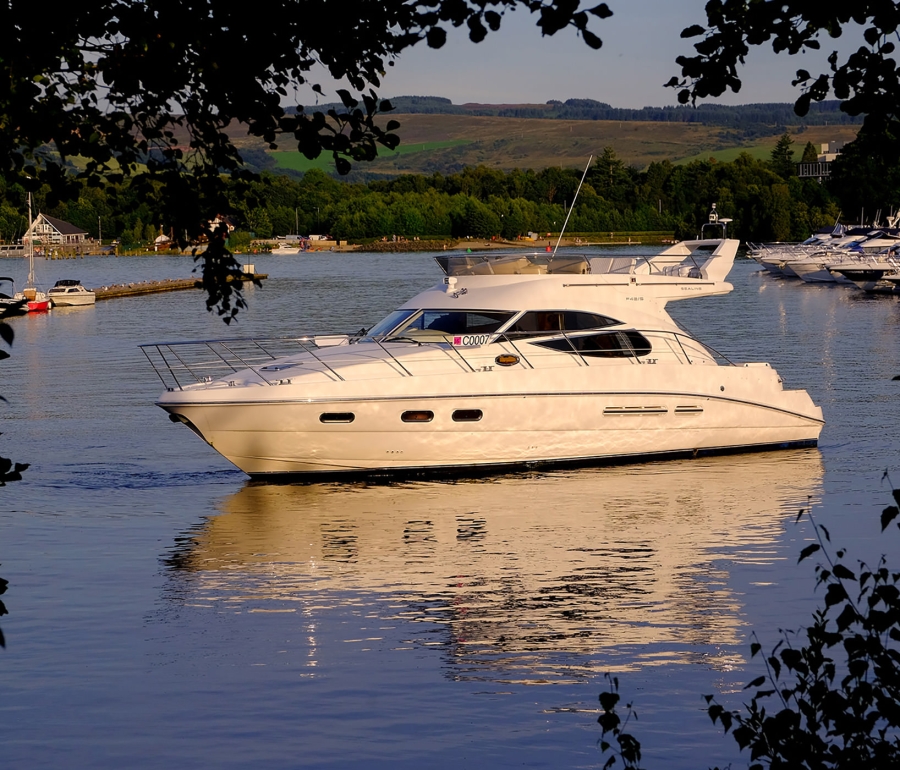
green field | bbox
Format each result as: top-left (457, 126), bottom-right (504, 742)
top-left (675, 143), bottom-right (776, 165)
top-left (270, 139), bottom-right (471, 173)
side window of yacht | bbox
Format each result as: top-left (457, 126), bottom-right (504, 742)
top-left (420, 311), bottom-right (513, 334)
top-left (533, 330), bottom-right (652, 358)
top-left (508, 311), bottom-right (620, 336)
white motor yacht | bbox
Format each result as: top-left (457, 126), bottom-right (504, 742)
top-left (142, 219), bottom-right (824, 479)
top-left (828, 255), bottom-right (900, 293)
top-left (48, 280), bottom-right (96, 306)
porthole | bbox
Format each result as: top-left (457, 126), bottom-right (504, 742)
top-left (401, 410), bottom-right (434, 423)
top-left (452, 409), bottom-right (483, 422)
top-left (320, 412), bottom-right (355, 423)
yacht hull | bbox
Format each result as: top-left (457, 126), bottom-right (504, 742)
top-left (160, 366), bottom-right (823, 477)
top-left (49, 293), bottom-right (96, 306)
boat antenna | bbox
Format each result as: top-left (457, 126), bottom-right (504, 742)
top-left (552, 155), bottom-right (593, 258)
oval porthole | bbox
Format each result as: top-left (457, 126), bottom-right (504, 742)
top-left (401, 410), bottom-right (434, 423)
top-left (495, 354), bottom-right (519, 366)
top-left (320, 412), bottom-right (355, 423)
top-left (452, 409), bottom-right (483, 422)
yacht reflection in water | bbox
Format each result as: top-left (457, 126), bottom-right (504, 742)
top-left (163, 451), bottom-right (823, 683)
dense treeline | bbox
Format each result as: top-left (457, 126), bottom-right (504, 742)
top-left (298, 95), bottom-right (864, 129)
top-left (0, 145), bottom-right (846, 247)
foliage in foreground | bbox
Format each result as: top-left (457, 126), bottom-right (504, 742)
top-left (599, 479), bottom-right (900, 769)
top-left (0, 310), bottom-right (26, 651)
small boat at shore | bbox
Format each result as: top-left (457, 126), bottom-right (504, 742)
top-left (48, 279), bottom-right (96, 306)
top-left (15, 194), bottom-right (50, 312)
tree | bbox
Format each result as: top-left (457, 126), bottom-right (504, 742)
top-left (667, 3), bottom-right (900, 126)
top-left (599, 480), bottom-right (900, 770)
top-left (0, 1), bottom-right (614, 318)
top-left (770, 132), bottom-right (796, 179)
top-left (801, 141), bottom-right (820, 164)
top-left (829, 123), bottom-right (900, 218)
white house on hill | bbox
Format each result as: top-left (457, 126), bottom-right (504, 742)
top-left (25, 213), bottom-right (88, 245)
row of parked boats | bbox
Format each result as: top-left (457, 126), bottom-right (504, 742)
top-left (0, 277), bottom-right (96, 314)
top-left (748, 223), bottom-right (900, 292)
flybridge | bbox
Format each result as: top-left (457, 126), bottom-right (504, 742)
top-left (434, 239), bottom-right (739, 284)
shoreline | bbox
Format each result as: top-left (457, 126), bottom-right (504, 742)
top-left (0, 235), bottom-right (674, 260)
top-left (272, 235), bottom-right (674, 254)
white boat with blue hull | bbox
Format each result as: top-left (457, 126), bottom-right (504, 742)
top-left (143, 222), bottom-right (823, 479)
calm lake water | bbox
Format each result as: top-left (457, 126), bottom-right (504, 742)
top-left (2, 250), bottom-right (899, 769)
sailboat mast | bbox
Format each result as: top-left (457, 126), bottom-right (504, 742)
top-left (26, 193), bottom-right (35, 287)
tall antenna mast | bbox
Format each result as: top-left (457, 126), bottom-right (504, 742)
top-left (552, 155), bottom-right (593, 257)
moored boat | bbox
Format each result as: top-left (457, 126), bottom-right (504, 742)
top-left (15, 194), bottom-right (50, 312)
top-left (48, 279), bottom-right (96, 306)
top-left (0, 276), bottom-right (28, 315)
top-left (142, 209), bottom-right (824, 479)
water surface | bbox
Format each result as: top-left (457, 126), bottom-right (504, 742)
top-left (2, 251), bottom-right (899, 768)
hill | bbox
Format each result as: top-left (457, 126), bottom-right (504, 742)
top-left (294, 95), bottom-right (864, 129)
top-left (263, 113), bottom-right (859, 178)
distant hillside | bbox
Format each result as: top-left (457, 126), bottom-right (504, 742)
top-left (264, 112), bottom-right (859, 180)
top-left (295, 95), bottom-right (864, 132)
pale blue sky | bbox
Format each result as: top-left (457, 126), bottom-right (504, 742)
top-left (297, 2), bottom-right (863, 109)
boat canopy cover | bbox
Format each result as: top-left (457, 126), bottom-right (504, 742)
top-left (52, 279), bottom-right (81, 287)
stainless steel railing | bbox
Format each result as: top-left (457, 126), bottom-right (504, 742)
top-left (140, 329), bottom-right (735, 392)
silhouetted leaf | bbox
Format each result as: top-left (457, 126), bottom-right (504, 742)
top-left (681, 24), bottom-right (706, 38)
top-left (799, 543), bottom-right (820, 562)
top-left (745, 675), bottom-right (766, 689)
top-left (825, 582), bottom-right (848, 607)
top-left (599, 691), bottom-right (619, 711)
top-left (588, 3), bottom-right (613, 19)
top-left (832, 563), bottom-right (856, 581)
top-left (582, 29), bottom-right (602, 49)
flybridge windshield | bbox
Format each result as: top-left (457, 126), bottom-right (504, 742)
top-left (435, 254), bottom-right (590, 276)
top-left (365, 309), bottom-right (621, 343)
top-left (367, 310), bottom-right (515, 341)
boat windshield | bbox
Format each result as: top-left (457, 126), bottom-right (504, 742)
top-left (368, 309), bottom-right (516, 341)
top-left (365, 309), bottom-right (418, 338)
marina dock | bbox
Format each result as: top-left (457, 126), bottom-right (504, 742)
top-left (92, 273), bottom-right (267, 300)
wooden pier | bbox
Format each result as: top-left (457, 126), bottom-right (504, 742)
top-left (92, 273), bottom-right (267, 301)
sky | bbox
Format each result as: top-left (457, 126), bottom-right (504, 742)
top-left (296, 1), bottom-right (864, 109)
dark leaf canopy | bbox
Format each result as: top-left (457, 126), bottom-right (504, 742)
top-left (669, 2), bottom-right (900, 129)
top-left (0, 1), bottom-right (610, 316)
top-left (0, 1), bottom-right (609, 222)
